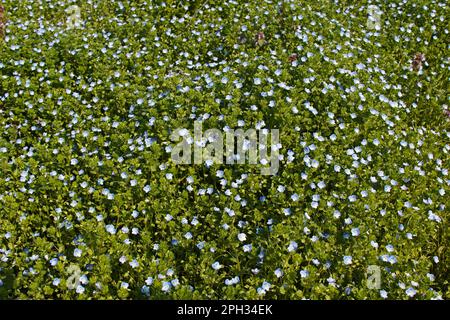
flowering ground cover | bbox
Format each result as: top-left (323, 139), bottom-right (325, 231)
top-left (0, 0), bottom-right (448, 299)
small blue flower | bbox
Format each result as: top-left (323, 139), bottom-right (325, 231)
top-left (300, 270), bottom-right (309, 278)
top-left (76, 285), bottom-right (85, 294)
top-left (287, 241), bottom-right (298, 252)
top-left (105, 224), bottom-right (116, 235)
top-left (52, 278), bottom-right (60, 286)
top-left (50, 258), bottom-right (58, 266)
top-left (212, 261), bottom-right (222, 270)
top-left (73, 248), bottom-right (82, 257)
top-left (405, 287), bottom-right (417, 297)
top-left (145, 277), bottom-right (154, 286)
top-left (161, 281), bottom-right (172, 292)
top-left (141, 285), bottom-right (150, 296)
top-left (274, 268), bottom-right (283, 278)
top-left (343, 255), bottom-right (352, 265)
top-left (129, 259), bottom-right (139, 268)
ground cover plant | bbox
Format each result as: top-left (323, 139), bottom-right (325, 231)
top-left (0, 0), bottom-right (449, 299)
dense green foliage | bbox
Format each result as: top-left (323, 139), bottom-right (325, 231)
top-left (0, 0), bottom-right (448, 299)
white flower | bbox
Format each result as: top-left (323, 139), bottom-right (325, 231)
top-left (380, 290), bottom-right (388, 299)
top-left (143, 185), bottom-right (151, 193)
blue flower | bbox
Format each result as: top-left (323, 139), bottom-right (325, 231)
top-left (73, 248), bottom-right (82, 257)
top-left (212, 261), bottom-right (222, 270)
top-left (237, 233), bottom-right (247, 242)
top-left (105, 224), bottom-right (116, 235)
top-left (76, 285), bottom-right (85, 294)
top-left (405, 287), bottom-right (417, 297)
top-left (141, 285), bottom-right (150, 296)
top-left (49, 258), bottom-right (58, 266)
top-left (129, 259), bottom-right (139, 268)
top-left (145, 277), bottom-right (154, 286)
top-left (343, 255), bottom-right (352, 265)
top-left (274, 268), bottom-right (283, 278)
top-left (300, 270), bottom-right (309, 278)
top-left (287, 241), bottom-right (298, 252)
top-left (161, 281), bottom-right (172, 292)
